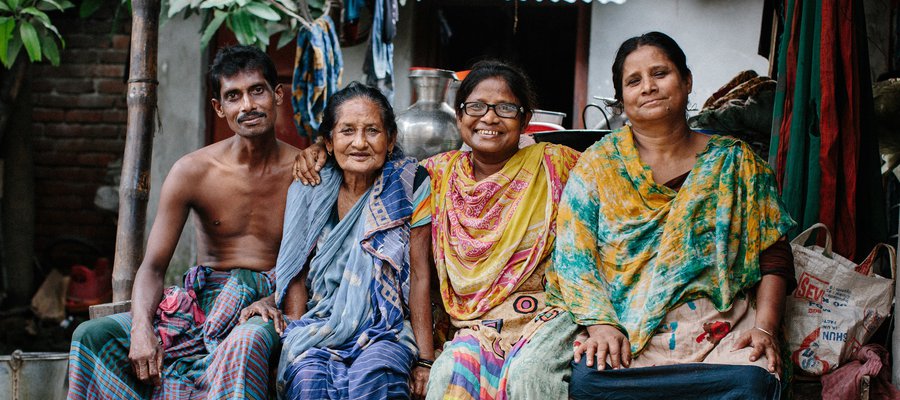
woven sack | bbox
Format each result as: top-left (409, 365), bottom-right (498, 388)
top-left (785, 223), bottom-right (895, 376)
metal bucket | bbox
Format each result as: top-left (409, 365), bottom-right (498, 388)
top-left (0, 350), bottom-right (69, 399)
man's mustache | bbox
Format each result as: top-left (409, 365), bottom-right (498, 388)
top-left (237, 111), bottom-right (267, 123)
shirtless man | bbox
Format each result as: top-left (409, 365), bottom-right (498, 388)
top-left (67, 45), bottom-right (299, 399)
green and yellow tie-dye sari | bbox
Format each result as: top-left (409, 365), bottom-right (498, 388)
top-left (547, 126), bottom-right (795, 354)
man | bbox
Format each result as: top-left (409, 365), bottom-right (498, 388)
top-left (68, 45), bottom-right (299, 399)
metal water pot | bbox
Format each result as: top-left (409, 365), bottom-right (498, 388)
top-left (396, 68), bottom-right (461, 160)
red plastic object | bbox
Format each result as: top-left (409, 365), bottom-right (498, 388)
top-left (525, 122), bottom-right (566, 134)
top-left (66, 257), bottom-right (112, 312)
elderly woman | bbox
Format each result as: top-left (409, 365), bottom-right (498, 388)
top-left (550, 32), bottom-right (796, 400)
top-left (244, 82), bottom-right (418, 399)
top-left (294, 61), bottom-right (582, 399)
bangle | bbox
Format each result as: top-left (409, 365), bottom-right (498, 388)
top-left (754, 326), bottom-right (775, 337)
top-left (416, 358), bottom-right (434, 369)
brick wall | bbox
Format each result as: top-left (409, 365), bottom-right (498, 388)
top-left (30, 11), bottom-right (131, 257)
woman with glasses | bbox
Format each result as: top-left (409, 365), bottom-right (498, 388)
top-left (407, 60), bottom-right (580, 400)
top-left (293, 61), bottom-right (581, 399)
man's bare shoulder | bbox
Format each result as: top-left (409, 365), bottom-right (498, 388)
top-left (277, 139), bottom-right (302, 161)
top-left (167, 140), bottom-right (232, 181)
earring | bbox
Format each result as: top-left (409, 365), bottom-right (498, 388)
top-left (326, 149), bottom-right (332, 157)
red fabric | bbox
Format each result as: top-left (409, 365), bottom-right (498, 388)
top-left (818, 0), bottom-right (860, 259)
top-left (821, 344), bottom-right (900, 400)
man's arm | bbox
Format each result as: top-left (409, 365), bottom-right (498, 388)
top-left (128, 158), bottom-right (194, 384)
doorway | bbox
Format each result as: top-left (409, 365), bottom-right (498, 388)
top-left (412, 0), bottom-right (590, 128)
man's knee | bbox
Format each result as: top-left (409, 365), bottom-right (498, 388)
top-left (71, 316), bottom-right (128, 350)
top-left (229, 316), bottom-right (279, 352)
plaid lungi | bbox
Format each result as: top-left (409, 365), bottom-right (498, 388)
top-left (67, 266), bottom-right (278, 399)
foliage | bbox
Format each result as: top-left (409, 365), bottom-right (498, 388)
top-left (80, 0), bottom-right (131, 33)
top-left (0, 0), bottom-right (323, 69)
top-left (166, 0), bottom-right (326, 50)
top-left (0, 0), bottom-right (73, 68)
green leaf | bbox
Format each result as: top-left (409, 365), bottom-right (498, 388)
top-left (40, 33), bottom-right (58, 65)
top-left (22, 8), bottom-right (51, 26)
top-left (276, 30), bottom-right (294, 49)
top-left (307, 0), bottom-right (324, 12)
top-left (7, 36), bottom-right (22, 67)
top-left (228, 11), bottom-right (253, 45)
top-left (249, 15), bottom-right (268, 45)
top-left (245, 3), bottom-right (279, 21)
top-left (37, 0), bottom-right (73, 11)
top-left (200, 9), bottom-right (227, 48)
top-left (0, 2), bottom-right (10, 12)
top-left (21, 8), bottom-right (62, 40)
top-left (3, 17), bottom-right (14, 35)
top-left (7, 0), bottom-right (20, 11)
top-left (79, 0), bottom-right (103, 18)
top-left (167, 0), bottom-right (192, 18)
top-left (275, 0), bottom-right (296, 12)
top-left (0, 20), bottom-right (13, 68)
top-left (199, 0), bottom-right (233, 9)
top-left (18, 21), bottom-right (40, 62)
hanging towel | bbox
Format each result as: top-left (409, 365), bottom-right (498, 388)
top-left (345, 0), bottom-right (363, 23)
top-left (363, 0), bottom-right (397, 102)
top-left (292, 16), bottom-right (343, 140)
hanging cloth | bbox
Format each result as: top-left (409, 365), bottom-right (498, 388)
top-left (292, 15), bottom-right (344, 141)
top-left (768, 0), bottom-right (885, 260)
top-left (345, 0), bottom-right (363, 23)
top-left (363, 0), bottom-right (398, 102)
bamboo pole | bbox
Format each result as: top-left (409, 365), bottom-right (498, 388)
top-left (112, 0), bottom-right (160, 302)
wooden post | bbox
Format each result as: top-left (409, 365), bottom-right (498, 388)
top-left (112, 0), bottom-right (160, 302)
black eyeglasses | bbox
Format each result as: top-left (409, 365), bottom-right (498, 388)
top-left (459, 102), bottom-right (525, 119)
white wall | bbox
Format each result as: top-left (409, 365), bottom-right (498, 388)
top-left (586, 0), bottom-right (769, 126)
